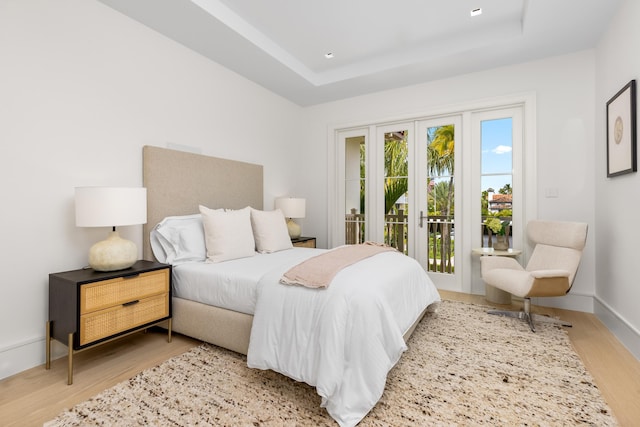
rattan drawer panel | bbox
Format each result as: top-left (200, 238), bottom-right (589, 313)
top-left (293, 238), bottom-right (316, 248)
top-left (79, 293), bottom-right (169, 346)
top-left (80, 269), bottom-right (169, 315)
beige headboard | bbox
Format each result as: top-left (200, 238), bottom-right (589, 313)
top-left (142, 145), bottom-right (263, 261)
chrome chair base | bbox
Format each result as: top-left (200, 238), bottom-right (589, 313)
top-left (487, 298), bottom-right (572, 332)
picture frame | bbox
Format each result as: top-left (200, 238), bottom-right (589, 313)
top-left (606, 80), bottom-right (637, 177)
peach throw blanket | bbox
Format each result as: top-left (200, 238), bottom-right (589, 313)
top-left (280, 242), bottom-right (396, 288)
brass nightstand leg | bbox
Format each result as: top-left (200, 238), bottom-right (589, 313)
top-left (167, 318), bottom-right (172, 343)
top-left (45, 321), bottom-right (51, 370)
top-left (67, 333), bottom-right (73, 385)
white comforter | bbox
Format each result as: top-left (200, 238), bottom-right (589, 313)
top-left (247, 249), bottom-right (440, 427)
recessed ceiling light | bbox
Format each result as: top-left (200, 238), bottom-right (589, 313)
top-left (470, 8), bottom-right (482, 17)
top-left (325, 52), bottom-right (334, 59)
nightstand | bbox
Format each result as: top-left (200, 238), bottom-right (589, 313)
top-left (46, 260), bottom-right (172, 384)
top-left (292, 236), bottom-right (316, 248)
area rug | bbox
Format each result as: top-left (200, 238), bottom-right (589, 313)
top-left (46, 300), bottom-right (617, 426)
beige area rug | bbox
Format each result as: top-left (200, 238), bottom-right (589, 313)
top-left (46, 300), bottom-right (617, 426)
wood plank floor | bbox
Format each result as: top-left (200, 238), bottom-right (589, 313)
top-left (1, 291), bottom-right (639, 426)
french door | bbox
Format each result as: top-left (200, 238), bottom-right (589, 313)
top-left (337, 119), bottom-right (462, 290)
top-left (337, 124), bottom-right (415, 253)
top-left (469, 106), bottom-right (524, 294)
top-left (332, 98), bottom-right (531, 294)
top-left (416, 116), bottom-right (462, 290)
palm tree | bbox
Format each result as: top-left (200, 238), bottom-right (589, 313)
top-left (428, 180), bottom-right (454, 214)
top-left (427, 125), bottom-right (455, 216)
top-left (427, 125), bottom-right (455, 272)
top-left (360, 133), bottom-right (409, 215)
top-left (499, 183), bottom-right (512, 195)
top-left (383, 134), bottom-right (408, 214)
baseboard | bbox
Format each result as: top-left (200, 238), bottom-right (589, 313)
top-left (0, 336), bottom-right (45, 380)
top-left (436, 282), bottom-right (462, 293)
top-left (530, 291), bottom-right (594, 313)
top-left (594, 296), bottom-right (640, 361)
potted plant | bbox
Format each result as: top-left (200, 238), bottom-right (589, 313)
top-left (485, 217), bottom-right (510, 250)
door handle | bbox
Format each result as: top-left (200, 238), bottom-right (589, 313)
top-left (419, 211), bottom-right (428, 228)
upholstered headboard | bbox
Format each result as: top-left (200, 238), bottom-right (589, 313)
top-left (142, 145), bottom-right (263, 261)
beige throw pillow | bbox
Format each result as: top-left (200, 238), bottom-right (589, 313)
top-left (250, 208), bottom-right (293, 253)
top-left (199, 205), bottom-right (255, 263)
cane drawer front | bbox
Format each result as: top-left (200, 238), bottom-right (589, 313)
top-left (293, 239), bottom-right (316, 248)
top-left (291, 237), bottom-right (316, 248)
top-left (79, 292), bottom-right (169, 346)
top-left (80, 269), bottom-right (169, 315)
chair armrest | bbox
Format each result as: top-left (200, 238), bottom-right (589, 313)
top-left (529, 269), bottom-right (570, 279)
top-left (480, 256), bottom-right (522, 276)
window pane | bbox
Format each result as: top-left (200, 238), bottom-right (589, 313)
top-left (481, 118), bottom-right (513, 249)
top-left (345, 136), bottom-right (365, 244)
top-left (384, 130), bottom-right (408, 253)
top-left (481, 118), bottom-right (512, 174)
top-left (426, 124), bottom-right (455, 274)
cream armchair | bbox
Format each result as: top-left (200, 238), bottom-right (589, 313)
top-left (480, 220), bottom-right (588, 332)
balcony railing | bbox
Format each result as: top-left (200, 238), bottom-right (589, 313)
top-left (426, 216), bottom-right (455, 273)
top-left (345, 211), bottom-right (512, 274)
top-left (345, 209), bottom-right (366, 246)
top-left (345, 209), bottom-right (408, 253)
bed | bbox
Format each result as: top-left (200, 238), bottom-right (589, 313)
top-left (142, 145), bottom-right (441, 426)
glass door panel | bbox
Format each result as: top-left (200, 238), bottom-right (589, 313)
top-left (345, 135), bottom-right (366, 244)
top-left (417, 116), bottom-right (461, 290)
top-left (480, 117), bottom-right (514, 248)
top-left (377, 125), bottom-right (411, 253)
top-left (336, 128), bottom-right (369, 246)
top-left (470, 107), bottom-right (523, 295)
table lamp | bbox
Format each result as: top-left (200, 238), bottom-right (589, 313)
top-left (75, 187), bottom-right (147, 271)
top-left (275, 197), bottom-right (305, 239)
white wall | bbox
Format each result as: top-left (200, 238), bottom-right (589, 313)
top-left (0, 0), bottom-right (302, 379)
top-left (594, 0), bottom-right (640, 359)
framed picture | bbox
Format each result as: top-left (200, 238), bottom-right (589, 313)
top-left (606, 80), bottom-right (637, 177)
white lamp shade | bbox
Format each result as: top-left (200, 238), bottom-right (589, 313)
top-left (275, 197), bottom-right (306, 219)
top-left (75, 187), bottom-right (147, 227)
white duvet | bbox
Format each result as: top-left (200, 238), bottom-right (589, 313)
top-left (247, 249), bottom-right (440, 427)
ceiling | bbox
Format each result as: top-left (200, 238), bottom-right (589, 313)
top-left (98, 0), bottom-right (622, 106)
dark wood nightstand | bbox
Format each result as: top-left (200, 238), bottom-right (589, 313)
top-left (46, 260), bottom-right (172, 384)
top-left (292, 237), bottom-right (316, 248)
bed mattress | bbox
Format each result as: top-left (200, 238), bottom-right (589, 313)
top-left (172, 247), bottom-right (325, 315)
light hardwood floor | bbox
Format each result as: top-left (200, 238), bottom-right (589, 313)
top-left (1, 291), bottom-right (639, 426)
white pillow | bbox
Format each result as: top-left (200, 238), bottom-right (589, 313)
top-left (250, 208), bottom-right (293, 253)
top-left (199, 205), bottom-right (256, 263)
top-left (150, 214), bottom-right (206, 264)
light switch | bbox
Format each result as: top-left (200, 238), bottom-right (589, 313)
top-left (545, 187), bottom-right (559, 198)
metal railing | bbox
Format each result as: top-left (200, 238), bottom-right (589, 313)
top-left (345, 209), bottom-right (366, 245)
top-left (345, 212), bottom-right (512, 274)
top-left (345, 209), bottom-right (408, 253)
top-left (426, 216), bottom-right (454, 273)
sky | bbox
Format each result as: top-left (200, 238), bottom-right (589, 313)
top-left (481, 118), bottom-right (512, 193)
